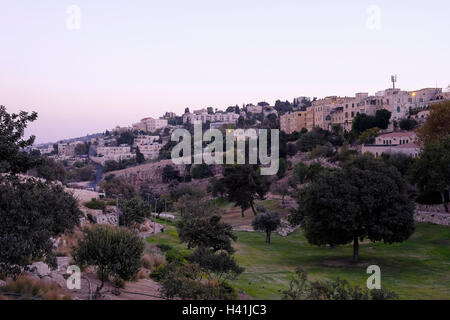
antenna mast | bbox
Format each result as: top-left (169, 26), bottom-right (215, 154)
top-left (391, 75), bottom-right (397, 89)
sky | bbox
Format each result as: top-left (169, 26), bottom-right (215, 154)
top-left (1, 0), bottom-right (449, 143)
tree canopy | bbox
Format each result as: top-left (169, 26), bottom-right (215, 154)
top-left (223, 165), bottom-right (270, 217)
top-left (73, 225), bottom-right (144, 292)
top-left (0, 175), bottom-right (82, 276)
top-left (291, 155), bottom-right (415, 261)
top-left (0, 105), bottom-right (38, 174)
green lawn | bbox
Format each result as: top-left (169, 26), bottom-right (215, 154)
top-left (147, 222), bottom-right (450, 300)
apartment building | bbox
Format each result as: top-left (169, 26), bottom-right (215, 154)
top-left (280, 111), bottom-right (307, 134)
top-left (305, 107), bottom-right (315, 131)
top-left (138, 144), bottom-right (162, 160)
top-left (58, 142), bottom-right (77, 157)
top-left (361, 131), bottom-right (419, 158)
top-left (96, 146), bottom-right (133, 162)
top-left (183, 111), bottom-right (240, 124)
top-left (133, 135), bottom-right (160, 147)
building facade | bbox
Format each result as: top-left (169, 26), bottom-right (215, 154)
top-left (280, 111), bottom-right (307, 134)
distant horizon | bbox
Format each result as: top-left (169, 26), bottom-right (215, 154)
top-left (1, 0), bottom-right (449, 143)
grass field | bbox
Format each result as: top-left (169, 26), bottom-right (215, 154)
top-left (147, 221), bottom-right (450, 300)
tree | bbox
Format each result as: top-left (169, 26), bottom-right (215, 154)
top-left (119, 196), bottom-right (151, 227)
top-left (177, 212), bottom-right (236, 253)
top-left (117, 131), bottom-right (134, 146)
top-left (416, 101), bottom-right (450, 144)
top-left (409, 135), bottom-right (450, 212)
top-left (374, 109), bottom-right (391, 129)
top-left (399, 119), bottom-right (418, 131)
top-left (293, 162), bottom-right (309, 185)
top-left (208, 177), bottom-right (226, 198)
top-left (0, 105), bottom-right (38, 174)
top-left (0, 175), bottom-right (81, 276)
top-left (190, 163), bottom-right (213, 179)
top-left (223, 165), bottom-right (270, 217)
top-left (75, 143), bottom-right (88, 156)
top-left (277, 158), bottom-right (290, 179)
top-left (34, 157), bottom-right (66, 182)
top-left (358, 127), bottom-right (380, 144)
top-left (162, 165), bottom-right (181, 183)
top-left (188, 247), bottom-right (243, 281)
top-left (352, 109), bottom-right (391, 135)
top-left (275, 182), bottom-right (290, 204)
top-left (73, 225), bottom-right (144, 293)
top-left (291, 155), bottom-right (415, 262)
top-left (100, 175), bottom-right (136, 198)
top-left (252, 209), bottom-right (281, 244)
top-left (296, 127), bottom-right (330, 152)
top-left (136, 146), bottom-right (145, 164)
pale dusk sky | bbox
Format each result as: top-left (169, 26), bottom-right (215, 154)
top-left (1, 0), bottom-right (449, 143)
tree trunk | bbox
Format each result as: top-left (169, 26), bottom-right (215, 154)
top-left (250, 201), bottom-right (257, 216)
top-left (266, 231), bottom-right (271, 244)
top-left (353, 236), bottom-right (359, 262)
top-left (241, 208), bottom-right (245, 217)
top-left (441, 191), bottom-right (449, 213)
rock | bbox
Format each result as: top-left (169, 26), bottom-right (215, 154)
top-left (30, 261), bottom-right (51, 277)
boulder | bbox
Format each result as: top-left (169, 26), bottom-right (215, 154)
top-left (30, 261), bottom-right (50, 277)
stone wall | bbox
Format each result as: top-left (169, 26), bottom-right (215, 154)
top-left (414, 211), bottom-right (450, 226)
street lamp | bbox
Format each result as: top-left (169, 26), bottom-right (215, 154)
top-left (112, 194), bottom-right (122, 227)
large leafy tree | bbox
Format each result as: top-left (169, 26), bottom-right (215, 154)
top-left (0, 106), bottom-right (81, 276)
top-left (223, 164), bottom-right (270, 217)
top-left (73, 225), bottom-right (144, 293)
top-left (0, 105), bottom-right (38, 174)
top-left (409, 135), bottom-right (450, 212)
top-left (252, 209), bottom-right (281, 244)
top-left (175, 197), bottom-right (243, 290)
top-left (0, 175), bottom-right (82, 276)
top-left (416, 101), bottom-right (450, 144)
top-left (291, 155), bottom-right (414, 261)
top-left (119, 196), bottom-right (151, 227)
top-left (176, 197), bottom-right (236, 253)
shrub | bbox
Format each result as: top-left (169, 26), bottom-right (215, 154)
top-left (2, 275), bottom-right (73, 300)
top-left (142, 253), bottom-right (166, 270)
top-left (83, 198), bottom-right (106, 210)
top-left (165, 249), bottom-right (186, 265)
top-left (156, 244), bottom-right (173, 252)
top-left (150, 264), bottom-right (167, 282)
top-left (73, 225), bottom-right (144, 291)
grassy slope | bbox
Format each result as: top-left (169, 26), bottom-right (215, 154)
top-left (233, 223), bottom-right (450, 299)
top-left (147, 222), bottom-right (450, 300)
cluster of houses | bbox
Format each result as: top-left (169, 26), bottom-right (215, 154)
top-left (280, 86), bottom-right (449, 159)
top-left (280, 87), bottom-right (448, 134)
top-left (32, 82), bottom-right (449, 165)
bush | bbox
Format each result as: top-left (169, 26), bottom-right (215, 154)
top-left (73, 225), bottom-right (144, 291)
top-left (156, 244), bottom-right (173, 252)
top-left (191, 163), bottom-right (214, 179)
top-left (83, 198), bottom-right (106, 210)
top-left (2, 275), bottom-right (73, 300)
top-left (142, 253), bottom-right (166, 270)
top-left (165, 249), bottom-right (187, 265)
top-left (150, 264), bottom-right (167, 282)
